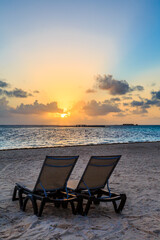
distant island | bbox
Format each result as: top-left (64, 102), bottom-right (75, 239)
top-left (75, 125), bottom-right (106, 127)
top-left (122, 124), bottom-right (138, 126)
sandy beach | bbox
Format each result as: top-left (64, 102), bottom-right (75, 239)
top-left (0, 142), bottom-right (160, 240)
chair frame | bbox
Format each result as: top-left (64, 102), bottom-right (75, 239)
top-left (71, 155), bottom-right (127, 216)
top-left (12, 156), bottom-right (79, 217)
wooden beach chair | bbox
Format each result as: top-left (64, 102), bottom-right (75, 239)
top-left (12, 156), bottom-right (79, 217)
top-left (68, 155), bottom-right (126, 216)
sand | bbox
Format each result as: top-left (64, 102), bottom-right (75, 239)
top-left (0, 142), bottom-right (160, 240)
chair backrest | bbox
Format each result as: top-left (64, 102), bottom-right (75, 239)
top-left (34, 156), bottom-right (79, 193)
top-left (77, 155), bottom-right (121, 190)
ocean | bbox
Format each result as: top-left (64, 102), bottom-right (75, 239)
top-left (0, 125), bottom-right (160, 150)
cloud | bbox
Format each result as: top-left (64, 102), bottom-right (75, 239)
top-left (132, 108), bottom-right (148, 115)
top-left (0, 97), bottom-right (64, 124)
top-left (131, 85), bottom-right (144, 91)
top-left (152, 90), bottom-right (160, 100)
top-left (0, 88), bottom-right (32, 98)
top-left (131, 92), bottom-right (160, 109)
top-left (0, 78), bottom-right (37, 98)
top-left (131, 100), bottom-right (145, 107)
top-left (0, 97), bottom-right (13, 117)
top-left (96, 74), bottom-right (130, 95)
top-left (146, 99), bottom-right (160, 107)
top-left (131, 100), bottom-right (150, 113)
top-left (123, 96), bottom-right (133, 100)
top-left (114, 112), bottom-right (126, 117)
top-left (110, 97), bottom-right (120, 102)
top-left (0, 97), bottom-right (63, 118)
top-left (96, 74), bottom-right (144, 95)
top-left (12, 100), bottom-right (63, 114)
top-left (130, 90), bottom-right (160, 115)
top-left (0, 80), bottom-right (9, 88)
top-left (86, 89), bottom-right (96, 93)
top-left (83, 100), bottom-right (121, 116)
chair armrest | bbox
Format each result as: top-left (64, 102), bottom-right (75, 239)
top-left (16, 182), bottom-right (33, 193)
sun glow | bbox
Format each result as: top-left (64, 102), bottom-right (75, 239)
top-left (60, 112), bottom-right (70, 118)
top-left (61, 113), bottom-right (67, 118)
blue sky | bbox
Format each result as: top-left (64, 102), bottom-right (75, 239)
top-left (1, 0), bottom-right (160, 77)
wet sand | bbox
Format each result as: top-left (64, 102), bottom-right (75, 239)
top-left (0, 142), bottom-right (160, 240)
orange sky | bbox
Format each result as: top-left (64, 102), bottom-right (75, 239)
top-left (0, 1), bottom-right (160, 125)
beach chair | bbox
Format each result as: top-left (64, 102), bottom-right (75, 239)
top-left (12, 156), bottom-right (79, 217)
top-left (69, 155), bottom-right (126, 216)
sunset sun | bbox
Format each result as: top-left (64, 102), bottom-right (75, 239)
top-left (61, 113), bottom-right (67, 118)
top-left (60, 112), bottom-right (70, 118)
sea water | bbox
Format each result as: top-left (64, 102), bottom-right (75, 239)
top-left (0, 125), bottom-right (160, 150)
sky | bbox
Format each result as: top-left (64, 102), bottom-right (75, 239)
top-left (0, 0), bottom-right (160, 125)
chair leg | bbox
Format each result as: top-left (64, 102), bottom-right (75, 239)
top-left (22, 195), bottom-right (38, 215)
top-left (118, 194), bottom-right (127, 212)
top-left (112, 194), bottom-right (127, 213)
top-left (54, 196), bottom-right (61, 208)
top-left (70, 201), bottom-right (76, 215)
top-left (76, 197), bottom-right (83, 215)
top-left (62, 201), bottom-right (68, 209)
top-left (30, 196), bottom-right (38, 215)
top-left (54, 201), bottom-right (61, 208)
top-left (12, 186), bottom-right (18, 201)
top-left (18, 189), bottom-right (23, 210)
top-left (93, 193), bottom-right (102, 205)
top-left (83, 199), bottom-right (92, 216)
top-left (22, 196), bottom-right (29, 212)
top-left (38, 198), bottom-right (46, 217)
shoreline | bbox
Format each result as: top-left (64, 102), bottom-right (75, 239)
top-left (1, 140), bottom-right (160, 152)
